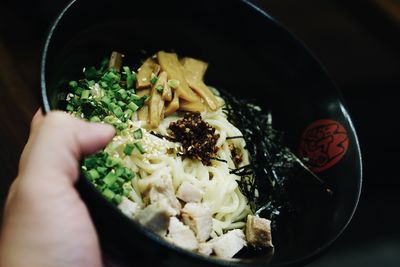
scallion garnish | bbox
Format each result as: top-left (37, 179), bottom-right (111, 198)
top-left (113, 106), bottom-right (124, 118)
top-left (123, 144), bottom-right (135, 156)
top-left (69, 81), bottom-right (78, 88)
top-left (81, 90), bottom-right (90, 99)
top-left (150, 73), bottom-right (158, 84)
top-left (103, 172), bottom-right (118, 186)
top-left (123, 66), bottom-right (135, 90)
top-left (133, 128), bottom-right (143, 139)
top-left (81, 151), bottom-right (135, 205)
top-left (117, 89), bottom-right (127, 100)
top-left (66, 104), bottom-right (74, 112)
top-left (127, 102), bottom-right (139, 112)
top-left (106, 156), bottom-right (121, 167)
top-left (134, 142), bottom-right (146, 154)
top-left (102, 188), bottom-right (115, 201)
top-left (90, 116), bottom-right (101, 122)
top-left (156, 85), bottom-right (163, 93)
top-left (86, 169), bottom-right (100, 180)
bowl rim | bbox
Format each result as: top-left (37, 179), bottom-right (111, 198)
top-left (40, 0), bottom-right (363, 266)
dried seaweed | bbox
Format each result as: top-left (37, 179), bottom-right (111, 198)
top-left (220, 90), bottom-right (332, 224)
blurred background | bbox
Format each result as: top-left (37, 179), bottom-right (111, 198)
top-left (0, 0), bottom-right (399, 266)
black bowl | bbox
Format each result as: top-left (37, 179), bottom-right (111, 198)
top-left (40, 0), bottom-right (362, 266)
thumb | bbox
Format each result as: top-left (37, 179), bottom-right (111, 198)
top-left (19, 111), bottom-right (115, 185)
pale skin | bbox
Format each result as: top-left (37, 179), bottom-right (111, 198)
top-left (0, 110), bottom-right (115, 267)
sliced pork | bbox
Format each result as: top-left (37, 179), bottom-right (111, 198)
top-left (167, 217), bottom-right (198, 251)
top-left (176, 181), bottom-right (203, 203)
top-left (245, 215), bottom-right (273, 248)
top-left (181, 203), bottom-right (213, 242)
top-left (211, 229), bottom-right (246, 258)
top-left (118, 196), bottom-right (139, 217)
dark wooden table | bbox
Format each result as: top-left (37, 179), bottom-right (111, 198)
top-left (1, 0), bottom-right (400, 266)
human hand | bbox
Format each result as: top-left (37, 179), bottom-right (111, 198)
top-left (0, 110), bottom-right (115, 267)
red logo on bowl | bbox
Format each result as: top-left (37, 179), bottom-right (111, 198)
top-left (299, 119), bottom-right (349, 173)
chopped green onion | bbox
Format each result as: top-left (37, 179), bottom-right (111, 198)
top-left (133, 96), bottom-right (148, 107)
top-left (122, 182), bottom-right (133, 196)
top-left (130, 94), bottom-right (141, 101)
top-left (113, 106), bottom-right (124, 118)
top-left (96, 166), bottom-right (108, 175)
top-left (90, 116), bottom-right (101, 122)
top-left (123, 144), bottom-right (135, 156)
top-left (120, 129), bottom-right (130, 137)
top-left (69, 81), bottom-right (78, 88)
top-left (81, 90), bottom-right (90, 99)
top-left (156, 85), bottom-right (163, 93)
top-left (127, 102), bottom-right (139, 112)
top-left (117, 101), bottom-right (126, 107)
top-left (133, 128), bottom-right (143, 139)
top-left (111, 83), bottom-right (121, 90)
top-left (167, 79), bottom-right (180, 88)
top-left (66, 104), bottom-right (74, 112)
top-left (124, 109), bottom-right (133, 119)
top-left (131, 72), bottom-right (137, 84)
top-left (113, 194), bottom-right (122, 205)
top-left (100, 81), bottom-right (108, 88)
top-left (106, 156), bottom-right (120, 167)
top-left (101, 96), bottom-right (111, 105)
top-left (134, 142), bottom-right (146, 154)
top-left (104, 115), bottom-right (118, 124)
top-left (83, 156), bottom-right (99, 169)
top-left (108, 102), bottom-right (118, 110)
top-left (115, 167), bottom-right (124, 177)
top-left (150, 73), bottom-right (158, 84)
top-left (103, 172), bottom-right (118, 186)
top-left (123, 66), bottom-right (135, 89)
top-left (102, 188), bottom-right (115, 201)
top-left (86, 169), bottom-right (100, 180)
top-left (116, 122), bottom-right (128, 131)
top-left (117, 89), bottom-right (127, 100)
top-left (87, 80), bottom-right (95, 87)
top-left (75, 87), bottom-right (83, 96)
top-left (125, 170), bottom-right (134, 180)
top-left (103, 71), bottom-right (119, 83)
top-left (109, 182), bottom-right (120, 192)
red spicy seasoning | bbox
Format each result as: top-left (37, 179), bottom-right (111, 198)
top-left (168, 112), bottom-right (219, 165)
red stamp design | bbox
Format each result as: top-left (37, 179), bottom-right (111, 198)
top-left (299, 119), bottom-right (349, 173)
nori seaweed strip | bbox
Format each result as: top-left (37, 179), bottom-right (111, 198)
top-left (149, 131), bottom-right (168, 139)
top-left (226, 136), bottom-right (245, 140)
top-left (218, 89), bottom-right (332, 225)
top-left (210, 157), bottom-right (228, 163)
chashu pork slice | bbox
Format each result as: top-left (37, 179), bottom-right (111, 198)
top-left (198, 242), bottom-right (213, 256)
top-left (211, 229), bottom-right (246, 259)
top-left (245, 215), bottom-right (273, 248)
top-left (181, 203), bottom-right (213, 242)
top-left (141, 173), bottom-right (181, 216)
top-left (176, 181), bottom-right (203, 203)
top-left (167, 217), bottom-right (198, 251)
top-left (118, 196), bottom-right (139, 218)
top-left (135, 199), bottom-right (174, 236)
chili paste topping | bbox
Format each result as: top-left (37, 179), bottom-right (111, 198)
top-left (168, 112), bottom-right (219, 165)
